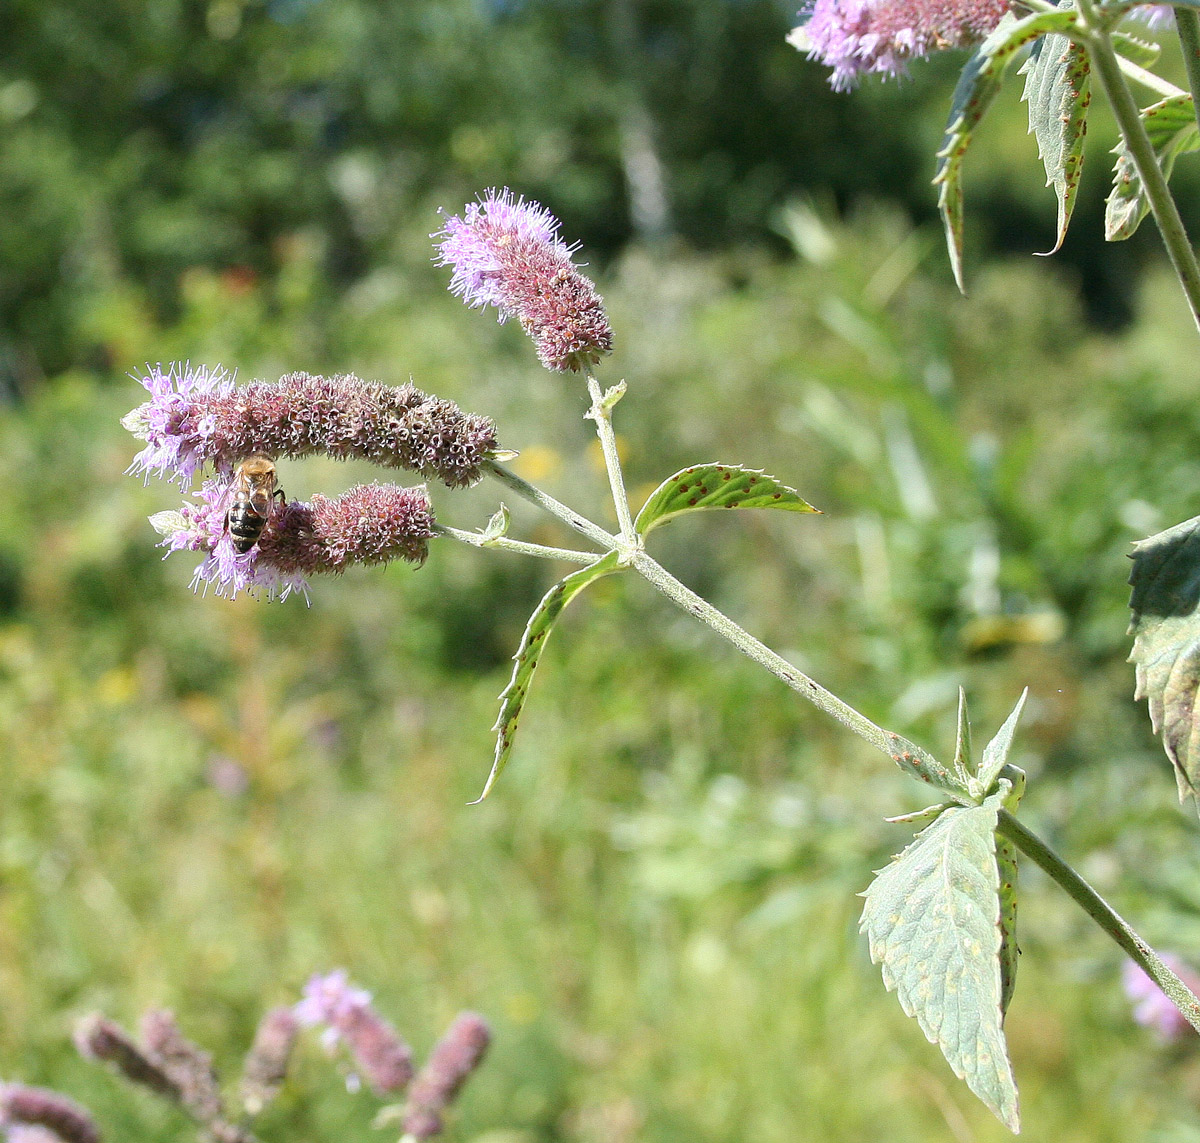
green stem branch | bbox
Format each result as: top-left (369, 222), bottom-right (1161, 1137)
top-left (482, 458), bottom-right (618, 552)
top-left (1081, 3), bottom-right (1200, 332)
top-left (585, 373), bottom-right (637, 543)
top-left (434, 524), bottom-right (598, 564)
top-left (997, 810), bottom-right (1200, 1033)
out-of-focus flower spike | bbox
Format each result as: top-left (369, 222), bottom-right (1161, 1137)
top-left (791, 0), bottom-right (1011, 90)
top-left (138, 1010), bottom-right (224, 1126)
top-left (401, 1012), bottom-right (492, 1141)
top-left (0, 1085), bottom-right (103, 1143)
top-left (241, 1007), bottom-right (298, 1115)
top-left (434, 189), bottom-right (614, 373)
top-left (295, 971), bottom-right (415, 1096)
top-left (74, 1014), bottom-right (180, 1101)
top-left (1122, 955), bottom-right (1200, 1041)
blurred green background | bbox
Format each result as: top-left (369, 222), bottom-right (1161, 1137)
top-left (6, 2), bottom-right (1200, 1141)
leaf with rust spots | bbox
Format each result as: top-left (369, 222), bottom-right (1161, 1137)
top-left (635, 464), bottom-right (817, 536)
top-left (936, 7), bottom-right (1079, 291)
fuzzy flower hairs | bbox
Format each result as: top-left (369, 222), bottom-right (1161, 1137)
top-left (791, 0), bottom-right (1012, 89)
top-left (434, 188), bottom-right (614, 373)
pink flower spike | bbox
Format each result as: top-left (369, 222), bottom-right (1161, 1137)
top-left (434, 189), bottom-right (614, 373)
top-left (791, 0), bottom-right (1012, 90)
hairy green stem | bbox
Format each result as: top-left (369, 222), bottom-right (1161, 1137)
top-left (1080, 0), bottom-right (1200, 333)
top-left (585, 373), bottom-right (637, 543)
top-left (482, 458), bottom-right (618, 551)
top-left (434, 524), bottom-right (597, 564)
top-left (998, 811), bottom-right (1200, 1032)
top-left (1119, 55), bottom-right (1186, 99)
top-left (1176, 8), bottom-right (1200, 135)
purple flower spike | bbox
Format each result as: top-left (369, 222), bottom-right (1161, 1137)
top-left (0, 1085), bottom-right (102, 1143)
top-left (435, 189), bottom-right (614, 373)
top-left (153, 479), bottom-right (436, 603)
top-left (402, 1012), bottom-right (492, 1141)
top-left (295, 971), bottom-right (414, 1096)
top-left (124, 369), bottom-right (498, 490)
top-left (1122, 954), bottom-right (1200, 1042)
top-left (791, 0), bottom-right (1011, 89)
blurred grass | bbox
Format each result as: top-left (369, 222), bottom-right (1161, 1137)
top-left (4, 204), bottom-right (1200, 1141)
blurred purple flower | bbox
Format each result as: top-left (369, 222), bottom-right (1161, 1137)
top-left (402, 1012), bottom-right (492, 1141)
top-left (295, 971), bottom-right (414, 1095)
top-left (1137, 4), bottom-right (1174, 27)
top-left (124, 367), bottom-right (498, 489)
top-left (241, 1006), bottom-right (298, 1115)
top-left (0, 1085), bottom-right (102, 1143)
top-left (434, 189), bottom-right (614, 373)
top-left (1122, 954), bottom-right (1200, 1041)
top-left (151, 478), bottom-right (435, 602)
top-left (790, 0), bottom-right (1011, 89)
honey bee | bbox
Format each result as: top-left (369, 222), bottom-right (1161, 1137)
top-left (225, 456), bottom-right (285, 554)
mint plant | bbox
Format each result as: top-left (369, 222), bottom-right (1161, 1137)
top-left (112, 25), bottom-right (1200, 1125)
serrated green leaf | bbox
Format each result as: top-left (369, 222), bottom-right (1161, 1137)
top-left (861, 790), bottom-right (1019, 1132)
top-left (936, 8), bottom-right (1080, 291)
top-left (1112, 30), bottom-right (1161, 68)
top-left (977, 688), bottom-right (1029, 792)
top-left (634, 464), bottom-right (818, 535)
top-left (472, 550), bottom-right (623, 803)
top-left (1128, 515), bottom-right (1200, 802)
top-left (1020, 26), bottom-right (1091, 255)
top-left (1106, 94), bottom-right (1199, 241)
top-left (885, 801), bottom-right (955, 825)
top-left (996, 835), bottom-right (1020, 1016)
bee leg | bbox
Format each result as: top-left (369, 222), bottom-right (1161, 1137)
top-left (273, 488), bottom-right (286, 505)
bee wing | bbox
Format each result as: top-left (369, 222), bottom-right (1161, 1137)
top-left (249, 488), bottom-right (274, 516)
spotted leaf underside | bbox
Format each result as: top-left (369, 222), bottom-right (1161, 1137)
top-left (860, 790), bottom-right (1019, 1132)
top-left (635, 464), bottom-right (817, 535)
top-left (474, 549), bottom-right (622, 802)
top-left (936, 8), bottom-right (1080, 291)
top-left (1020, 25), bottom-right (1091, 255)
top-left (1128, 514), bottom-right (1200, 803)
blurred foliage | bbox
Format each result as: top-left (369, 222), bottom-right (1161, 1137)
top-left (7, 0), bottom-right (1200, 386)
top-left (2, 193), bottom-right (1200, 1139)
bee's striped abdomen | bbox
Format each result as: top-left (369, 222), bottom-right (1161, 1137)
top-left (227, 498), bottom-right (268, 553)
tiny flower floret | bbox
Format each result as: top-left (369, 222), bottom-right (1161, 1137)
top-left (791, 0), bottom-right (1011, 89)
top-left (435, 188), bottom-right (614, 373)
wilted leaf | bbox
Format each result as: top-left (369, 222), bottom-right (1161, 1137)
top-left (1128, 515), bottom-right (1200, 801)
top-left (861, 790), bottom-right (1019, 1131)
top-left (997, 835), bottom-right (1020, 1016)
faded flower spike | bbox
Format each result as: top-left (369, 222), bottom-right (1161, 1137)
top-left (124, 366), bottom-right (498, 489)
top-left (295, 970), bottom-right (415, 1096)
top-left (434, 188), bottom-right (614, 373)
top-left (0, 1085), bottom-right (102, 1143)
top-left (241, 1006), bottom-right (298, 1115)
top-left (789, 0), bottom-right (1010, 89)
top-left (152, 479), bottom-right (435, 602)
top-left (74, 1013), bottom-right (179, 1100)
top-left (401, 1012), bottom-right (491, 1141)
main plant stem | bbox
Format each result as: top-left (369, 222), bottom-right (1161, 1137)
top-left (1081, 0), bottom-right (1200, 333)
top-left (485, 455), bottom-right (1200, 1024)
top-left (1175, 8), bottom-right (1200, 136)
top-left (998, 811), bottom-right (1200, 1033)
